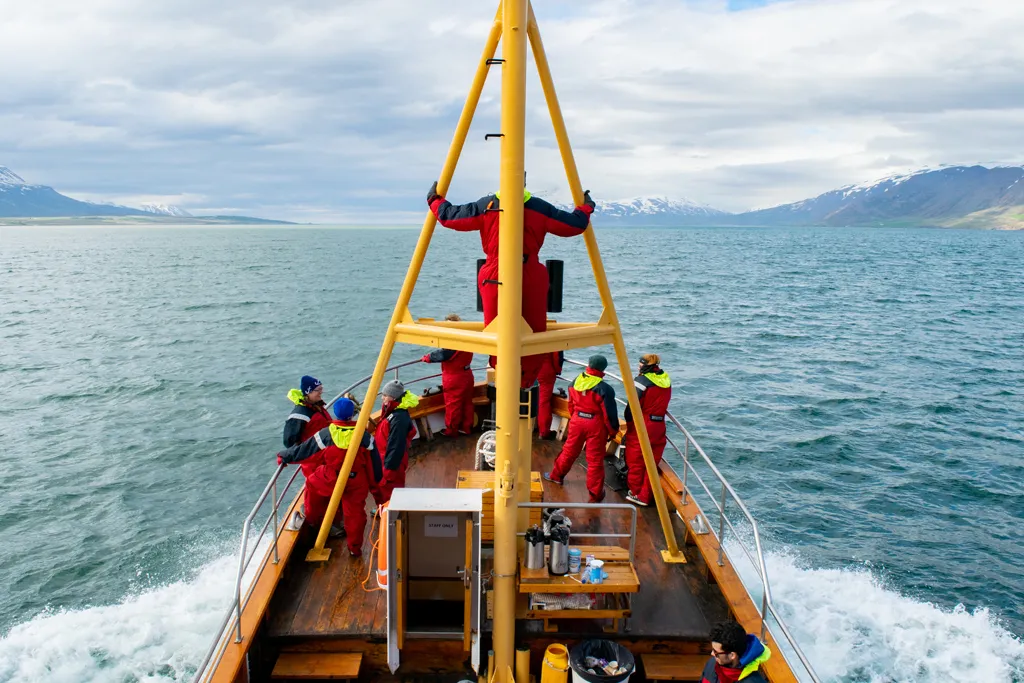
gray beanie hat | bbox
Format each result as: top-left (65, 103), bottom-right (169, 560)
top-left (587, 355), bottom-right (608, 372)
top-left (382, 380), bottom-right (406, 400)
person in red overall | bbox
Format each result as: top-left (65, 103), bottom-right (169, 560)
top-left (421, 313), bottom-right (476, 437)
top-left (427, 182), bottom-right (594, 386)
top-left (544, 355), bottom-right (618, 503)
top-left (623, 353), bottom-right (672, 507)
top-left (282, 375), bottom-right (332, 448)
top-left (275, 399), bottom-right (377, 541)
top-left (536, 351), bottom-right (564, 440)
top-left (374, 380), bottom-right (419, 503)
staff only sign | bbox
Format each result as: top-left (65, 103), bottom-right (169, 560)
top-left (424, 515), bottom-right (459, 537)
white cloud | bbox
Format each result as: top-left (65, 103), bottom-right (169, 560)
top-left (1, 0), bottom-right (1022, 220)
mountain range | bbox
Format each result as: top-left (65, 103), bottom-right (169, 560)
top-left (0, 166), bottom-right (289, 224)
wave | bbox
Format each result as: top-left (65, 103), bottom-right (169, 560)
top-left (2, 546), bottom-right (1022, 683)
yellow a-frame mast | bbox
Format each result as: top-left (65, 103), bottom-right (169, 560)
top-left (307, 2), bottom-right (684, 680)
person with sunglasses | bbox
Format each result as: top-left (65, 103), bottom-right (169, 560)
top-left (702, 621), bottom-right (770, 683)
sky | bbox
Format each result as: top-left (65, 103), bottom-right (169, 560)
top-left (1, 0), bottom-right (1022, 222)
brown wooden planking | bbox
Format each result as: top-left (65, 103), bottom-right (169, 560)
top-left (642, 653), bottom-right (707, 681)
top-left (271, 652), bottom-right (362, 680)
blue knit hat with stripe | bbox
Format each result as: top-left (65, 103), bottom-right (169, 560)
top-left (300, 375), bottom-right (322, 395)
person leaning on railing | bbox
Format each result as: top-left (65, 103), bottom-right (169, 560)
top-left (623, 353), bottom-right (672, 507)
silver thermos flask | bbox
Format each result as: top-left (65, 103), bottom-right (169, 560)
top-left (547, 524), bottom-right (570, 576)
top-left (525, 526), bottom-right (546, 570)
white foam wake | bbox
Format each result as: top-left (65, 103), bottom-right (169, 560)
top-left (0, 554), bottom-right (237, 683)
top-left (1, 547), bottom-right (1022, 682)
top-left (736, 548), bottom-right (1024, 682)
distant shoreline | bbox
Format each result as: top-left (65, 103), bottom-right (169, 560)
top-left (0, 215), bottom-right (295, 226)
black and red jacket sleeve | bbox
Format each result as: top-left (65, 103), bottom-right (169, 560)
top-left (595, 381), bottom-right (619, 435)
top-left (383, 410), bottom-right (413, 470)
top-left (524, 196), bottom-right (592, 237)
top-left (426, 348), bottom-right (457, 362)
top-left (623, 374), bottom-right (650, 424)
top-left (430, 195), bottom-right (493, 232)
top-left (278, 426), bottom-right (329, 464)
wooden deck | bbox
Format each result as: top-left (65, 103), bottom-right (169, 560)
top-left (266, 434), bottom-right (730, 643)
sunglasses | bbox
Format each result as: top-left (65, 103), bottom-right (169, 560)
top-left (710, 649), bottom-right (731, 658)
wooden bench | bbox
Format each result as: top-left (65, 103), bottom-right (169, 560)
top-left (271, 652), bottom-right (362, 680)
top-left (517, 545), bottom-right (638, 632)
top-left (642, 654), bottom-right (708, 681)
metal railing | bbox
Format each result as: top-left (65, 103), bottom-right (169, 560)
top-left (517, 501), bottom-right (638, 562)
top-left (561, 359), bottom-right (820, 683)
top-left (193, 358), bottom-right (488, 683)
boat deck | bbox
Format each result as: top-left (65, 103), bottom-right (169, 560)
top-left (266, 435), bottom-right (729, 643)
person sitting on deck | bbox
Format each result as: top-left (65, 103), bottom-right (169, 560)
top-left (536, 351), bottom-right (564, 440)
top-left (276, 399), bottom-right (377, 541)
top-left (427, 180), bottom-right (595, 387)
top-left (420, 313), bottom-right (476, 437)
top-left (375, 380), bottom-right (419, 503)
top-left (623, 353), bottom-right (672, 507)
top-left (283, 375), bottom-right (332, 448)
top-left (544, 354), bottom-right (618, 503)
top-left (702, 621), bottom-right (771, 683)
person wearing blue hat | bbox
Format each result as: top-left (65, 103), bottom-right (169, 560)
top-left (283, 375), bottom-right (332, 449)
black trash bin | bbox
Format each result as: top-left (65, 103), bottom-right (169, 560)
top-left (568, 640), bottom-right (635, 683)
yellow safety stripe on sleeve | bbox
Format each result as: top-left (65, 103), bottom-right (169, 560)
top-left (493, 189), bottom-right (532, 202)
top-left (739, 646), bottom-right (771, 680)
top-left (328, 423), bottom-right (355, 449)
top-left (287, 388), bottom-right (304, 405)
top-left (573, 372), bottom-right (602, 392)
top-left (642, 371), bottom-right (671, 388)
top-left (398, 391), bottom-right (420, 411)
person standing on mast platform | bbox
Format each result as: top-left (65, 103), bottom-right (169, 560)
top-left (420, 313), bottom-right (476, 437)
top-left (427, 181), bottom-right (595, 387)
top-left (623, 353), bottom-right (672, 507)
top-left (544, 355), bottom-right (618, 503)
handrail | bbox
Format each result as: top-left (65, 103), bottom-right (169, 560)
top-left (560, 358), bottom-right (820, 683)
top-left (517, 501), bottom-right (638, 562)
top-left (194, 358), bottom-right (486, 683)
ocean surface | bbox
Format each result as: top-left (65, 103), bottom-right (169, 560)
top-left (0, 224), bottom-right (1022, 683)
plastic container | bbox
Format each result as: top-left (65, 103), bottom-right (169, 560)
top-left (568, 547), bottom-right (582, 573)
top-left (541, 644), bottom-right (570, 683)
top-left (568, 640), bottom-right (634, 683)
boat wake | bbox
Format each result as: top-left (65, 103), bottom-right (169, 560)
top-left (0, 549), bottom-right (1021, 683)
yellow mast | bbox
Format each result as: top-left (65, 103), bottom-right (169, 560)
top-left (306, 2), bottom-right (685, 680)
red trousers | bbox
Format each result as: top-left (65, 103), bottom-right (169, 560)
top-left (379, 454), bottom-right (408, 503)
top-left (304, 488), bottom-right (339, 530)
top-left (479, 259), bottom-right (547, 385)
top-left (624, 420), bottom-right (667, 504)
top-left (536, 361), bottom-right (556, 436)
top-left (443, 372), bottom-right (476, 435)
top-left (550, 416), bottom-right (609, 501)
top-left (341, 470), bottom-right (371, 556)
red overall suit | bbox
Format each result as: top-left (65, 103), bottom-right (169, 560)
top-left (550, 370), bottom-right (618, 502)
top-left (305, 421), bottom-right (380, 556)
top-left (429, 191), bottom-right (592, 386)
top-left (536, 351), bottom-right (564, 438)
top-left (374, 392), bottom-right (418, 503)
top-left (624, 368), bottom-right (672, 505)
top-left (422, 348), bottom-right (475, 435)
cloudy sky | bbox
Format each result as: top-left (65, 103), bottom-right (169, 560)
top-left (2, 0), bottom-right (1022, 222)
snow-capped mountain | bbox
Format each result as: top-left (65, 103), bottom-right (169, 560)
top-left (0, 165), bottom-right (148, 218)
top-left (139, 203), bottom-right (193, 217)
top-left (738, 165), bottom-right (1024, 227)
top-left (591, 196), bottom-right (730, 226)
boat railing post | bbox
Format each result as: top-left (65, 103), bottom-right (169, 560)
top-left (682, 437), bottom-right (689, 505)
top-left (271, 475), bottom-right (280, 565)
top-left (233, 520), bottom-right (249, 643)
top-left (717, 482), bottom-right (727, 567)
top-left (760, 591), bottom-right (768, 639)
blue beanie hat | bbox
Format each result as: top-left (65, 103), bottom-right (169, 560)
top-left (333, 398), bottom-right (355, 421)
top-left (300, 375), bottom-right (322, 395)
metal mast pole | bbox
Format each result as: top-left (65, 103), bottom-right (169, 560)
top-left (492, 0), bottom-right (527, 678)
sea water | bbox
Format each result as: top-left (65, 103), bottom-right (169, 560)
top-left (0, 225), bottom-right (1021, 682)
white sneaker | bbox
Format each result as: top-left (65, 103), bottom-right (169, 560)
top-left (625, 491), bottom-right (650, 507)
top-left (286, 510), bottom-right (305, 531)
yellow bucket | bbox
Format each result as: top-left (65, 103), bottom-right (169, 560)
top-left (541, 644), bottom-right (569, 683)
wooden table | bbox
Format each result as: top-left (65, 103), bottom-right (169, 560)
top-left (517, 545), bottom-right (639, 632)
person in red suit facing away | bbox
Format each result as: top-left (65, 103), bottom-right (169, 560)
top-left (374, 380), bottom-right (418, 503)
top-left (427, 181), bottom-right (594, 387)
top-left (544, 355), bottom-right (618, 503)
top-left (623, 353), bottom-right (672, 507)
top-left (536, 351), bottom-right (564, 440)
top-left (421, 313), bottom-right (476, 437)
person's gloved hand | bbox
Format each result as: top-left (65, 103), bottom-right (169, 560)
top-left (427, 181), bottom-right (441, 205)
top-left (582, 190), bottom-right (595, 210)
top-left (421, 353), bottom-right (431, 362)
top-left (276, 454), bottom-right (285, 465)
